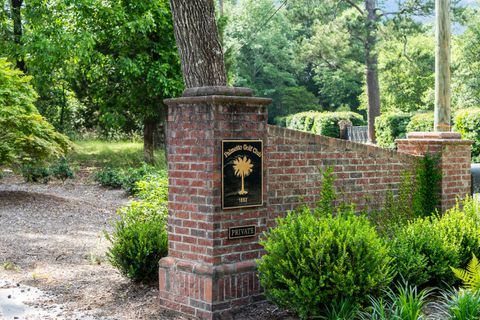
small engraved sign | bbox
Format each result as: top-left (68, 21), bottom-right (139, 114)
top-left (222, 140), bottom-right (263, 209)
top-left (228, 225), bottom-right (256, 239)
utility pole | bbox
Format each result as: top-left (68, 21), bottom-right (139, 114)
top-left (434, 0), bottom-right (451, 132)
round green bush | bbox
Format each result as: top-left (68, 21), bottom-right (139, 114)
top-left (105, 200), bottom-right (168, 282)
top-left (454, 108), bottom-right (480, 162)
top-left (375, 112), bottom-right (411, 149)
top-left (406, 112), bottom-right (434, 133)
top-left (390, 196), bottom-right (480, 287)
top-left (257, 207), bottom-right (393, 319)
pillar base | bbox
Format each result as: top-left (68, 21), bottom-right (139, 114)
top-left (159, 257), bottom-right (263, 319)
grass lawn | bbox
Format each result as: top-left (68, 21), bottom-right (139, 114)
top-left (70, 140), bottom-right (166, 169)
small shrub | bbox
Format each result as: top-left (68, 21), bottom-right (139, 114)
top-left (49, 157), bottom-right (74, 182)
top-left (375, 112), bottom-right (411, 149)
top-left (406, 112), bottom-right (434, 133)
top-left (257, 207), bottom-right (393, 319)
top-left (21, 165), bottom-right (50, 183)
top-left (454, 107), bottom-right (480, 162)
top-left (105, 200), bottom-right (168, 282)
top-left (95, 164), bottom-right (157, 194)
top-left (390, 216), bottom-right (461, 287)
top-left (95, 167), bottom-right (125, 188)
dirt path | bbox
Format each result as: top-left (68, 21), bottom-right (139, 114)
top-left (0, 172), bottom-right (190, 320)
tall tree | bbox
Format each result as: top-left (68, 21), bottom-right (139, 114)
top-left (10, 0), bottom-right (25, 72)
top-left (169, 0), bottom-right (227, 87)
top-left (71, 0), bottom-right (183, 163)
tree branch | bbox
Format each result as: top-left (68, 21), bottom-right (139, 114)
top-left (342, 0), bottom-right (364, 15)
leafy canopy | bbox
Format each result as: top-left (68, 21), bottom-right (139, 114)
top-left (0, 58), bottom-right (70, 168)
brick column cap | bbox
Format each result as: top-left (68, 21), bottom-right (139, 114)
top-left (396, 131), bottom-right (472, 145)
top-left (406, 132), bottom-right (461, 139)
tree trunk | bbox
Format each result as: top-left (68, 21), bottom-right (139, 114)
top-left (11, 0), bottom-right (26, 72)
top-left (169, 0), bottom-right (227, 88)
top-left (365, 0), bottom-right (380, 144)
top-left (144, 118), bottom-right (156, 164)
top-left (219, 0), bottom-right (224, 16)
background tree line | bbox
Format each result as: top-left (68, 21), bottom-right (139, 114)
top-left (1, 0), bottom-right (480, 160)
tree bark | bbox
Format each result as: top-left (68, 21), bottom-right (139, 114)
top-left (169, 0), bottom-right (227, 88)
top-left (365, 0), bottom-right (381, 144)
top-left (144, 118), bottom-right (156, 164)
top-left (11, 0), bottom-right (26, 72)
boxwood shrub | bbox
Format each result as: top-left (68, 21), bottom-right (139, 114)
top-left (375, 112), bottom-right (411, 148)
top-left (285, 111), bottom-right (365, 138)
top-left (406, 112), bottom-right (434, 133)
top-left (257, 206), bottom-right (393, 319)
top-left (454, 108), bottom-right (480, 162)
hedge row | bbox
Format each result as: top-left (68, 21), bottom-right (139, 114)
top-left (284, 111), bottom-right (365, 138)
top-left (375, 112), bottom-right (435, 148)
top-left (455, 108), bottom-right (480, 163)
top-left (375, 109), bottom-right (480, 162)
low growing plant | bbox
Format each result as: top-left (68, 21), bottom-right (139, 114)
top-left (452, 254), bottom-right (480, 292)
top-left (359, 282), bottom-right (432, 320)
top-left (435, 288), bottom-right (480, 320)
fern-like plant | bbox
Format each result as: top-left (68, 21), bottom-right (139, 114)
top-left (452, 254), bottom-right (480, 292)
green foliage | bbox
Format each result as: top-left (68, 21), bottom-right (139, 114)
top-left (368, 171), bottom-right (416, 237)
top-left (317, 166), bottom-right (336, 217)
top-left (359, 282), bottom-right (432, 320)
top-left (374, 112), bottom-right (411, 148)
top-left (257, 207), bottom-right (393, 319)
top-left (95, 164), bottom-right (157, 194)
top-left (286, 111), bottom-right (364, 138)
top-left (454, 108), bottom-right (480, 162)
top-left (21, 165), bottom-right (51, 183)
top-left (390, 198), bottom-right (480, 287)
top-left (20, 157), bottom-right (75, 183)
top-left (377, 34), bottom-right (435, 114)
top-left (412, 153), bottom-right (442, 218)
top-left (95, 168), bottom-right (125, 189)
top-left (105, 173), bottom-right (168, 282)
top-left (71, 140), bottom-right (165, 169)
top-left (49, 158), bottom-right (74, 182)
top-left (406, 112), bottom-right (434, 133)
top-left (452, 254), bottom-right (480, 292)
top-left (0, 58), bottom-right (71, 168)
top-left (319, 299), bottom-right (359, 320)
top-left (436, 288), bottom-right (480, 320)
top-left (390, 216), bottom-right (461, 287)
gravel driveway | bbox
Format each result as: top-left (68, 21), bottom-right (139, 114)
top-left (0, 172), bottom-right (190, 320)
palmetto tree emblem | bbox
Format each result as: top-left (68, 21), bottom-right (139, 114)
top-left (233, 156), bottom-right (253, 195)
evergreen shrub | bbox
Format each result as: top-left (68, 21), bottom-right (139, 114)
top-left (406, 112), bottom-right (434, 133)
top-left (257, 207), bottom-right (393, 319)
top-left (375, 112), bottom-right (411, 148)
top-left (105, 171), bottom-right (168, 282)
top-left (285, 111), bottom-right (364, 138)
top-left (454, 108), bottom-right (480, 162)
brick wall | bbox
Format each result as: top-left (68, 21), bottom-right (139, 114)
top-left (397, 132), bottom-right (472, 211)
top-left (266, 125), bottom-right (418, 217)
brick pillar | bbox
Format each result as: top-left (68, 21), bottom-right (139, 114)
top-left (160, 87), bottom-right (271, 319)
top-left (396, 132), bottom-right (472, 211)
